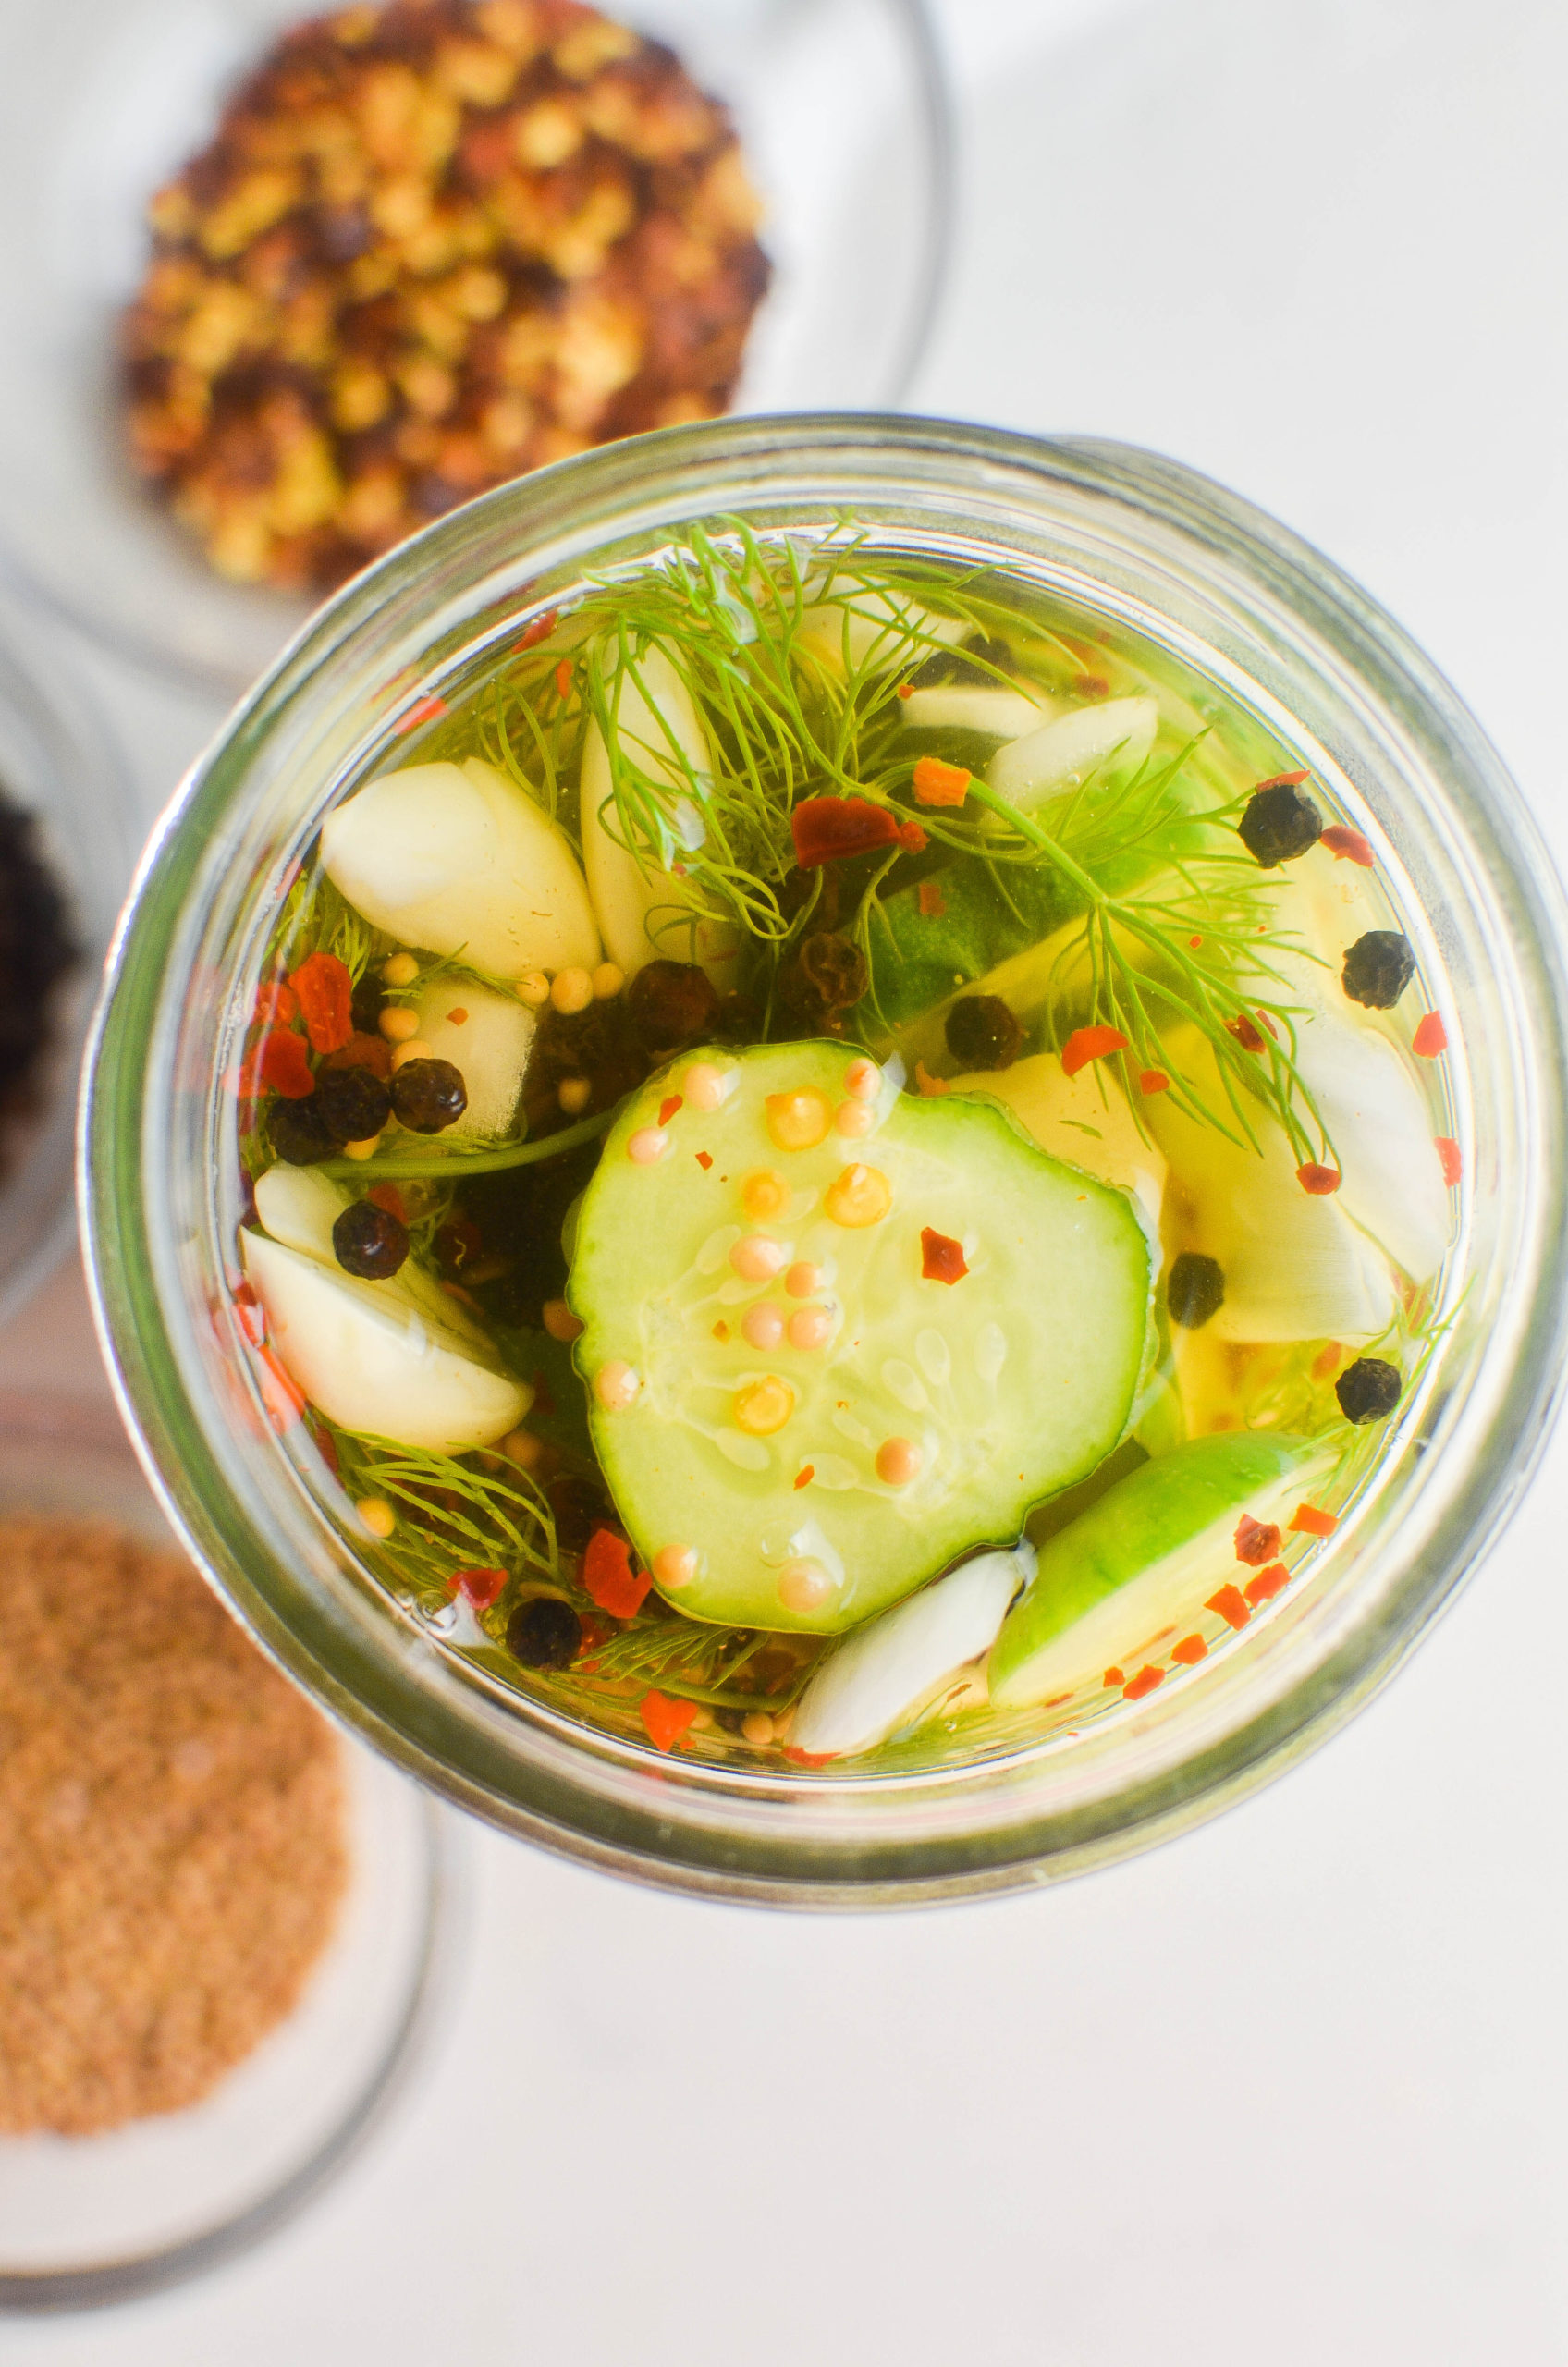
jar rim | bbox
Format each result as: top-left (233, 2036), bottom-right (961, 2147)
top-left (80, 414), bottom-right (1568, 1905)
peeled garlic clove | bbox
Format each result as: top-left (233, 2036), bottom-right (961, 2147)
top-left (581, 643), bottom-right (739, 985)
top-left (242, 1231), bottom-right (527, 1453)
top-left (986, 697), bottom-right (1158, 810)
top-left (790, 1545), bottom-right (1033, 1759)
top-left (900, 685), bottom-right (1058, 738)
top-left (320, 757), bottom-right (599, 977)
top-left (411, 978), bottom-right (534, 1140)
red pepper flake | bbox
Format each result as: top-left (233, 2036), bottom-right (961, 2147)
top-left (1206, 1583), bottom-right (1252, 1631)
top-left (1255, 1008), bottom-right (1278, 1039)
top-left (1321, 824), bottom-right (1374, 866)
top-left (1139, 1069), bottom-right (1170, 1096)
top-left (914, 1060), bottom-right (949, 1097)
top-left (695, 1150), bottom-right (713, 1170)
top-left (555, 658), bottom-right (573, 701)
top-left (581, 1528), bottom-right (650, 1619)
top-left (917, 880), bottom-right (948, 919)
top-left (783, 1746), bottom-right (836, 1767)
top-left (1289, 1502), bottom-right (1337, 1538)
top-left (1296, 1162), bottom-right (1341, 1196)
top-left (896, 682), bottom-right (913, 699)
top-left (288, 951), bottom-right (354, 1054)
top-left (1226, 1012), bottom-right (1266, 1053)
top-left (447, 1007), bottom-right (468, 1026)
top-left (911, 755), bottom-right (972, 808)
top-left (1255, 769), bottom-right (1309, 791)
top-left (1044, 1692), bottom-right (1073, 1708)
top-left (658, 1094), bottom-right (683, 1126)
top-left (253, 975), bottom-right (300, 1030)
top-left (1309, 1342), bottom-right (1341, 1381)
top-left (790, 795), bottom-right (902, 869)
top-left (256, 1026), bottom-right (315, 1098)
top-left (1234, 1512), bottom-right (1282, 1566)
top-left (452, 1566), bottom-right (507, 1610)
top-left (898, 819), bottom-right (928, 854)
top-left (794, 1465), bottom-right (815, 1490)
top-left (920, 1227), bottom-right (968, 1284)
top-left (1060, 1024), bottom-right (1130, 1078)
top-left (1243, 1562), bottom-right (1290, 1607)
top-left (1073, 671), bottom-right (1111, 697)
top-left (324, 1030), bottom-right (391, 1079)
top-left (1436, 1135), bottom-right (1463, 1185)
top-left (254, 1344), bottom-right (305, 1434)
top-left (367, 1183), bottom-right (407, 1223)
top-left (395, 694), bottom-right (447, 734)
top-left (232, 1287), bottom-right (265, 1348)
top-left (530, 1373), bottom-right (556, 1421)
top-left (712, 1319), bottom-right (729, 1340)
top-left (1122, 1664), bottom-right (1164, 1700)
top-left (312, 1423), bottom-right (340, 1478)
top-left (515, 607), bottom-right (558, 650)
top-left (1170, 1634), bottom-right (1208, 1665)
top-left (1103, 1666), bottom-right (1125, 1689)
top-left (640, 1691), bottom-right (699, 1753)
top-left (1412, 1011), bottom-right (1448, 1059)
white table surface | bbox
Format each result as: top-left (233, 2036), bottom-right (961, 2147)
top-left (13, 0), bottom-right (1568, 2357)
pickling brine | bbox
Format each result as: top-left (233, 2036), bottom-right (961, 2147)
top-left (227, 525), bottom-right (1458, 1767)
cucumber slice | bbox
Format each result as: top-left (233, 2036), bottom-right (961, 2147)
top-left (988, 1431), bottom-right (1332, 1708)
top-left (947, 1054), bottom-right (1166, 1233)
top-left (791, 1544), bottom-right (1034, 1759)
top-left (320, 757), bottom-right (599, 977)
top-left (568, 1041), bottom-right (1156, 1633)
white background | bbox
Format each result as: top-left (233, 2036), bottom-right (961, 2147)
top-left (13, 0), bottom-right (1568, 2358)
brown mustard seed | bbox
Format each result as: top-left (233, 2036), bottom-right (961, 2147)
top-left (120, 0), bottom-right (771, 595)
top-left (0, 1518), bottom-right (348, 2137)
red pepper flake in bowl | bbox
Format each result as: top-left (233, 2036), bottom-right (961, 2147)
top-left (515, 609), bottom-right (558, 652)
top-left (1412, 1011), bottom-right (1448, 1058)
top-left (1296, 1162), bottom-right (1341, 1196)
top-left (1122, 1664), bottom-right (1164, 1700)
top-left (395, 696), bottom-right (449, 736)
top-left (917, 880), bottom-right (947, 920)
top-left (119, 0), bottom-right (771, 595)
top-left (1139, 1068), bottom-right (1170, 1096)
top-left (658, 1094), bottom-right (683, 1126)
top-left (1321, 824), bottom-right (1375, 865)
top-left (1102, 1666), bottom-right (1124, 1689)
top-left (1170, 1634), bottom-right (1207, 1665)
top-left (1226, 1012), bottom-right (1266, 1053)
top-left (452, 1565), bottom-right (507, 1609)
top-left (793, 1465), bottom-right (815, 1490)
top-left (1289, 1503), bottom-right (1337, 1538)
top-left (1436, 1136), bottom-right (1463, 1185)
top-left (257, 1025), bottom-right (315, 1098)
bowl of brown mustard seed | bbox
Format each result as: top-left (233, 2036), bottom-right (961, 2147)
top-left (0, 1394), bottom-right (449, 2311)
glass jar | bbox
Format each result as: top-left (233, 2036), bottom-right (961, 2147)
top-left (80, 417), bottom-right (1568, 1906)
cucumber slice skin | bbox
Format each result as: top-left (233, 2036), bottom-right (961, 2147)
top-left (569, 1040), bottom-right (1156, 1635)
top-left (988, 1431), bottom-right (1329, 1707)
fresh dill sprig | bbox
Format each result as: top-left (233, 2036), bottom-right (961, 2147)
top-left (327, 1425), bottom-right (560, 1599)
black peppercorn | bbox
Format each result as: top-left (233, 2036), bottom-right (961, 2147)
top-left (314, 1063), bottom-right (391, 1143)
top-left (1335, 1356), bottom-right (1403, 1425)
top-left (389, 1056), bottom-right (467, 1133)
top-left (945, 994), bottom-right (1023, 1071)
top-left (1341, 931), bottom-right (1415, 1011)
top-left (909, 633), bottom-right (1014, 688)
top-left (1166, 1251), bottom-right (1225, 1330)
top-left (1239, 779), bottom-right (1323, 866)
top-left (332, 1199), bottom-right (410, 1280)
top-left (507, 1595), bottom-right (582, 1670)
top-left (266, 1093), bottom-right (339, 1165)
top-left (627, 959), bottom-right (719, 1053)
